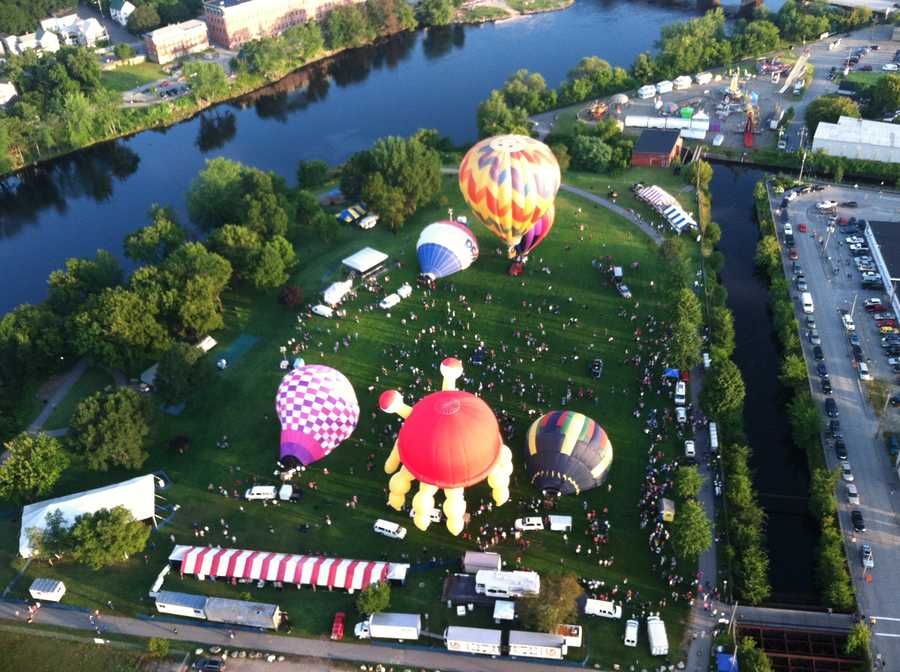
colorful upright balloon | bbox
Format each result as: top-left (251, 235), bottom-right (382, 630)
top-left (275, 365), bottom-right (360, 467)
top-left (459, 134), bottom-right (561, 255)
top-left (523, 410), bottom-right (613, 496)
top-left (380, 358), bottom-right (514, 535)
top-left (514, 204), bottom-right (555, 257)
top-left (416, 221), bottom-right (479, 280)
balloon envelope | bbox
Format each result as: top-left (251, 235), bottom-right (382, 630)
top-left (459, 134), bottom-right (561, 251)
top-left (524, 410), bottom-right (612, 495)
top-left (275, 365), bottom-right (360, 466)
top-left (417, 220), bottom-right (479, 279)
top-left (514, 204), bottom-right (555, 257)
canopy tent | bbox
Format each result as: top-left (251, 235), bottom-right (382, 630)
top-left (195, 336), bottom-right (217, 353)
top-left (493, 600), bottom-right (516, 621)
top-left (663, 204), bottom-right (698, 233)
top-left (20, 474), bottom-right (157, 558)
top-left (322, 279), bottom-right (353, 306)
top-left (636, 185), bottom-right (678, 212)
top-left (341, 247), bottom-right (388, 276)
top-left (140, 364), bottom-right (158, 386)
top-left (170, 545), bottom-right (409, 592)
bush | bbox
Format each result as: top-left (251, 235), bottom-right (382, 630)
top-left (356, 581), bottom-right (391, 615)
top-left (147, 638), bottom-right (170, 658)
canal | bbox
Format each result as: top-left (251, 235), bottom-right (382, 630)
top-left (711, 164), bottom-right (818, 605)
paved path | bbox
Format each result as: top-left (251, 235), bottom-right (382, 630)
top-left (773, 183), bottom-right (900, 668)
top-left (0, 600), bottom-right (576, 672)
top-left (26, 358), bottom-right (88, 434)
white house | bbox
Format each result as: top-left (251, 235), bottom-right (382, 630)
top-left (110, 0), bottom-right (136, 26)
top-left (0, 81), bottom-right (18, 107)
top-left (3, 29), bottom-right (60, 56)
top-left (41, 14), bottom-right (109, 47)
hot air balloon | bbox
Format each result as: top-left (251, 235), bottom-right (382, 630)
top-left (275, 365), bottom-right (360, 467)
top-left (459, 134), bottom-right (561, 256)
top-left (513, 204), bottom-right (554, 258)
top-left (523, 410), bottom-right (613, 496)
top-left (416, 220), bottom-right (479, 280)
top-left (380, 358), bottom-right (514, 535)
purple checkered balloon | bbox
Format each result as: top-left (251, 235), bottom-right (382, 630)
top-left (275, 365), bottom-right (360, 466)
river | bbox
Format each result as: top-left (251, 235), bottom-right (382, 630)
top-left (711, 164), bottom-right (818, 605)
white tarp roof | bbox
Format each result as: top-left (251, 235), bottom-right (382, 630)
top-left (195, 336), bottom-right (217, 353)
top-left (493, 600), bottom-right (516, 620)
top-left (342, 247), bottom-right (388, 274)
top-left (323, 279), bottom-right (353, 306)
top-left (20, 474), bottom-right (156, 558)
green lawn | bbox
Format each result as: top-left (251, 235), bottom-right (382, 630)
top-left (5, 170), bottom-right (702, 668)
top-left (43, 367), bottom-right (115, 431)
top-left (100, 63), bottom-right (168, 93)
top-left (0, 630), bottom-right (151, 672)
top-left (507, 0), bottom-right (572, 12)
top-left (842, 70), bottom-right (885, 86)
top-left (462, 6), bottom-right (511, 20)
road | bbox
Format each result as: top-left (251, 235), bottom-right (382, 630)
top-left (771, 184), bottom-right (900, 668)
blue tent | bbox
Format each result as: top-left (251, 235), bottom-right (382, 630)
top-left (664, 368), bottom-right (680, 379)
top-left (292, 357), bottom-right (305, 369)
top-left (717, 652), bottom-right (739, 672)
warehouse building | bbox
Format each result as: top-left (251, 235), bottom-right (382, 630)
top-left (812, 116), bottom-right (900, 163)
top-left (144, 19), bottom-right (209, 64)
top-left (864, 219), bottom-right (900, 313)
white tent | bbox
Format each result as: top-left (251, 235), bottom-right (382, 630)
top-left (342, 247), bottom-right (388, 275)
top-left (323, 279), bottom-right (353, 306)
top-left (19, 474), bottom-right (157, 558)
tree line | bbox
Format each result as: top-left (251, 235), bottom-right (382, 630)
top-left (753, 177), bottom-right (854, 611)
top-left (477, 2), bottom-right (875, 139)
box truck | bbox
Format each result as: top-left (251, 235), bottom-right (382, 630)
top-left (445, 626), bottom-right (503, 655)
top-left (647, 616), bottom-right (669, 656)
top-left (475, 570), bottom-right (540, 598)
top-left (354, 612), bottom-right (421, 641)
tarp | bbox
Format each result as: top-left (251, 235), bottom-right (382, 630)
top-left (717, 652), bottom-right (739, 672)
top-left (20, 474), bottom-right (156, 558)
top-left (170, 545), bottom-right (408, 592)
top-left (663, 368), bottom-right (680, 378)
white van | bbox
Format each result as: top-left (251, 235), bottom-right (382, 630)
top-left (637, 84), bottom-right (657, 99)
top-left (708, 422), bottom-right (719, 452)
top-left (655, 80), bottom-right (673, 94)
top-left (584, 599), bottom-right (623, 619)
top-left (674, 380), bottom-right (686, 405)
top-left (624, 619), bottom-right (639, 647)
top-left (373, 519), bottom-right (407, 540)
top-left (514, 516), bottom-right (545, 531)
top-left (801, 292), bottom-right (814, 314)
top-left (312, 304), bottom-right (334, 318)
top-left (684, 440), bottom-right (696, 458)
top-left (397, 283), bottom-right (413, 299)
top-left (702, 352), bottom-right (711, 369)
top-left (858, 362), bottom-right (872, 381)
top-left (245, 485), bottom-right (277, 500)
top-left (379, 293), bottom-right (401, 310)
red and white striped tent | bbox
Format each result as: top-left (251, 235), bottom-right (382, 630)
top-left (170, 545), bottom-right (408, 592)
top-left (636, 185), bottom-right (678, 213)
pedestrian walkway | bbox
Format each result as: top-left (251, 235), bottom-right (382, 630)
top-left (26, 358), bottom-right (88, 434)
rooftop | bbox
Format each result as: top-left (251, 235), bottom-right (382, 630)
top-left (147, 19), bottom-right (208, 40)
top-left (867, 219), bottom-right (900, 281)
top-left (509, 630), bottom-right (566, 647)
top-left (203, 0), bottom-right (253, 7)
top-left (814, 116), bottom-right (900, 148)
top-left (633, 129), bottom-right (681, 155)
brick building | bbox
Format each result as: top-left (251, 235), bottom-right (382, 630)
top-left (203, 0), bottom-right (358, 50)
top-left (144, 19), bottom-right (210, 64)
top-left (630, 130), bottom-right (683, 168)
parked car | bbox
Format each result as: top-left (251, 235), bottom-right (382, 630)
top-left (816, 200), bottom-right (838, 211)
top-left (515, 516), bottom-right (546, 531)
top-left (814, 345), bottom-right (824, 360)
top-left (861, 543), bottom-right (874, 568)
top-left (817, 362), bottom-right (828, 377)
top-left (851, 509), bottom-right (866, 532)
top-left (834, 438), bottom-right (847, 460)
top-left (821, 377), bottom-right (832, 394)
top-left (312, 304), bottom-right (334, 318)
top-left (828, 419), bottom-right (841, 437)
top-left (846, 483), bottom-right (860, 505)
top-left (864, 298), bottom-right (884, 311)
top-left (826, 398), bottom-right (838, 417)
top-left (788, 248), bottom-right (799, 260)
top-left (840, 201), bottom-right (859, 208)
top-left (379, 293), bottom-right (401, 310)
top-left (589, 358), bottom-right (604, 379)
top-left (617, 284), bottom-right (632, 300)
top-left (193, 660), bottom-right (225, 672)
top-left (808, 329), bottom-right (821, 345)
top-left (842, 314), bottom-right (856, 332)
top-left (841, 461), bottom-right (853, 481)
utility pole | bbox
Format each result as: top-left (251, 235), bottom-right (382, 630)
top-left (798, 126), bottom-right (809, 182)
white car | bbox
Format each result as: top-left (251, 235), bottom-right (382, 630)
top-left (711, 134), bottom-right (724, 147)
top-left (675, 406), bottom-right (687, 424)
top-left (684, 440), bottom-right (696, 458)
top-left (865, 298), bottom-right (883, 309)
top-left (514, 516), bottom-right (545, 531)
top-left (373, 519), bottom-right (407, 539)
top-left (883, 63), bottom-right (899, 71)
top-left (841, 462), bottom-right (854, 482)
top-left (674, 380), bottom-right (687, 405)
top-left (847, 483), bottom-right (860, 505)
top-left (858, 362), bottom-right (872, 381)
top-left (783, 223), bottom-right (793, 236)
top-left (842, 314), bottom-right (856, 332)
top-left (816, 200), bottom-right (838, 211)
top-left (358, 215), bottom-right (378, 230)
top-left (396, 283), bottom-right (413, 299)
top-left (784, 190), bottom-right (798, 202)
top-left (312, 304), bottom-right (334, 318)
top-left (617, 284), bottom-right (632, 300)
top-left (379, 293), bottom-right (401, 310)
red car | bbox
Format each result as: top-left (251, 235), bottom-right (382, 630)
top-left (788, 248), bottom-right (799, 260)
top-left (331, 612), bottom-right (345, 640)
top-left (799, 223), bottom-right (808, 233)
top-left (877, 319), bottom-right (898, 328)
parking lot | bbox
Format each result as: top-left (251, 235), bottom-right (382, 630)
top-left (771, 181), bottom-right (900, 665)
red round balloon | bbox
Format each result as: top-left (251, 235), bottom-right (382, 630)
top-left (397, 390), bottom-right (502, 488)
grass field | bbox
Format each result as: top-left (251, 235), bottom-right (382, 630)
top-left (100, 63), bottom-right (168, 93)
top-left (0, 629), bottom-right (152, 672)
top-left (43, 368), bottom-right (115, 431)
top-left (461, 6), bottom-right (511, 20)
top-left (842, 70), bottom-right (885, 86)
top-left (5, 170), bottom-right (702, 668)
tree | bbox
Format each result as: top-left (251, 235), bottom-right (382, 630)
top-left (754, 235), bottom-right (781, 276)
top-left (325, 5), bottom-right (373, 50)
top-left (779, 352), bottom-right (807, 389)
top-left (815, 518), bottom-right (854, 610)
top-left (279, 284), bottom-right (304, 307)
top-left (155, 342), bottom-right (211, 406)
top-left (157, 242), bottom-right (233, 338)
top-left (501, 69), bottom-right (550, 114)
top-left (570, 136), bottom-right (612, 173)
top-left (250, 236), bottom-right (297, 288)
top-left (187, 157), bottom-right (246, 230)
top-left (476, 90), bottom-right (531, 138)
top-left (808, 467), bottom-right (837, 522)
top-left (868, 73), bottom-right (900, 117)
top-left (676, 287), bottom-right (703, 327)
top-left (0, 432), bottom-right (69, 503)
top-left (550, 143), bottom-right (571, 173)
top-left (147, 638), bottom-right (170, 659)
top-left (788, 391), bottom-right (820, 452)
top-left (709, 305), bottom-right (735, 359)
top-left (27, 508), bottom-right (72, 559)
top-left (517, 572), bottom-right (583, 633)
top-left (845, 621), bottom-right (870, 656)
top-left (47, 250), bottom-right (123, 316)
top-left (283, 22), bottom-right (325, 61)
top-left (671, 319), bottom-right (703, 371)
top-left (685, 160), bottom-right (713, 193)
top-left (701, 360), bottom-right (745, 419)
top-left (737, 20), bottom-right (780, 58)
top-left (805, 95), bottom-right (860, 135)
top-left (113, 43), bottom-right (135, 60)
top-left (69, 388), bottom-right (152, 471)
top-left (670, 499), bottom-right (712, 561)
top-left (70, 505), bottom-right (151, 570)
top-left (297, 159), bottom-right (329, 190)
top-left (674, 465), bottom-right (703, 500)
top-left (127, 4), bottom-right (160, 33)
top-left (124, 205), bottom-right (186, 264)
top-left (737, 636), bottom-right (773, 672)
top-left (209, 224), bottom-right (264, 279)
top-left (417, 0), bottom-right (453, 26)
top-left (632, 52), bottom-right (656, 82)
top-left (659, 237), bottom-right (692, 295)
top-left (183, 61), bottom-right (228, 103)
top-left (356, 581), bottom-right (391, 614)
top-left (361, 172), bottom-right (407, 232)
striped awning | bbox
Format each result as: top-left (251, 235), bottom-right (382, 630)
top-left (663, 204), bottom-right (697, 232)
top-left (172, 545), bottom-right (400, 591)
top-left (636, 185), bottom-right (678, 211)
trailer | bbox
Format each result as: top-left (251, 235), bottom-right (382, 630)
top-left (445, 626), bottom-right (503, 655)
top-left (509, 630), bottom-right (567, 660)
top-left (475, 570), bottom-right (540, 598)
top-left (462, 551), bottom-right (502, 573)
top-left (647, 616), bottom-right (669, 656)
top-left (354, 612), bottom-right (421, 641)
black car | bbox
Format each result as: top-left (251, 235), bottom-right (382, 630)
top-left (828, 419), bottom-right (841, 437)
top-left (817, 362), bottom-right (828, 377)
top-left (842, 201), bottom-right (859, 207)
top-left (193, 660), bottom-right (226, 672)
top-left (813, 345), bottom-right (824, 361)
top-left (825, 397), bottom-right (838, 417)
top-left (851, 510), bottom-right (866, 533)
top-left (834, 438), bottom-right (848, 460)
top-left (891, 394), bottom-right (900, 407)
top-left (812, 185), bottom-right (825, 192)
top-left (821, 378), bottom-right (833, 395)
top-left (589, 358), bottom-right (604, 379)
